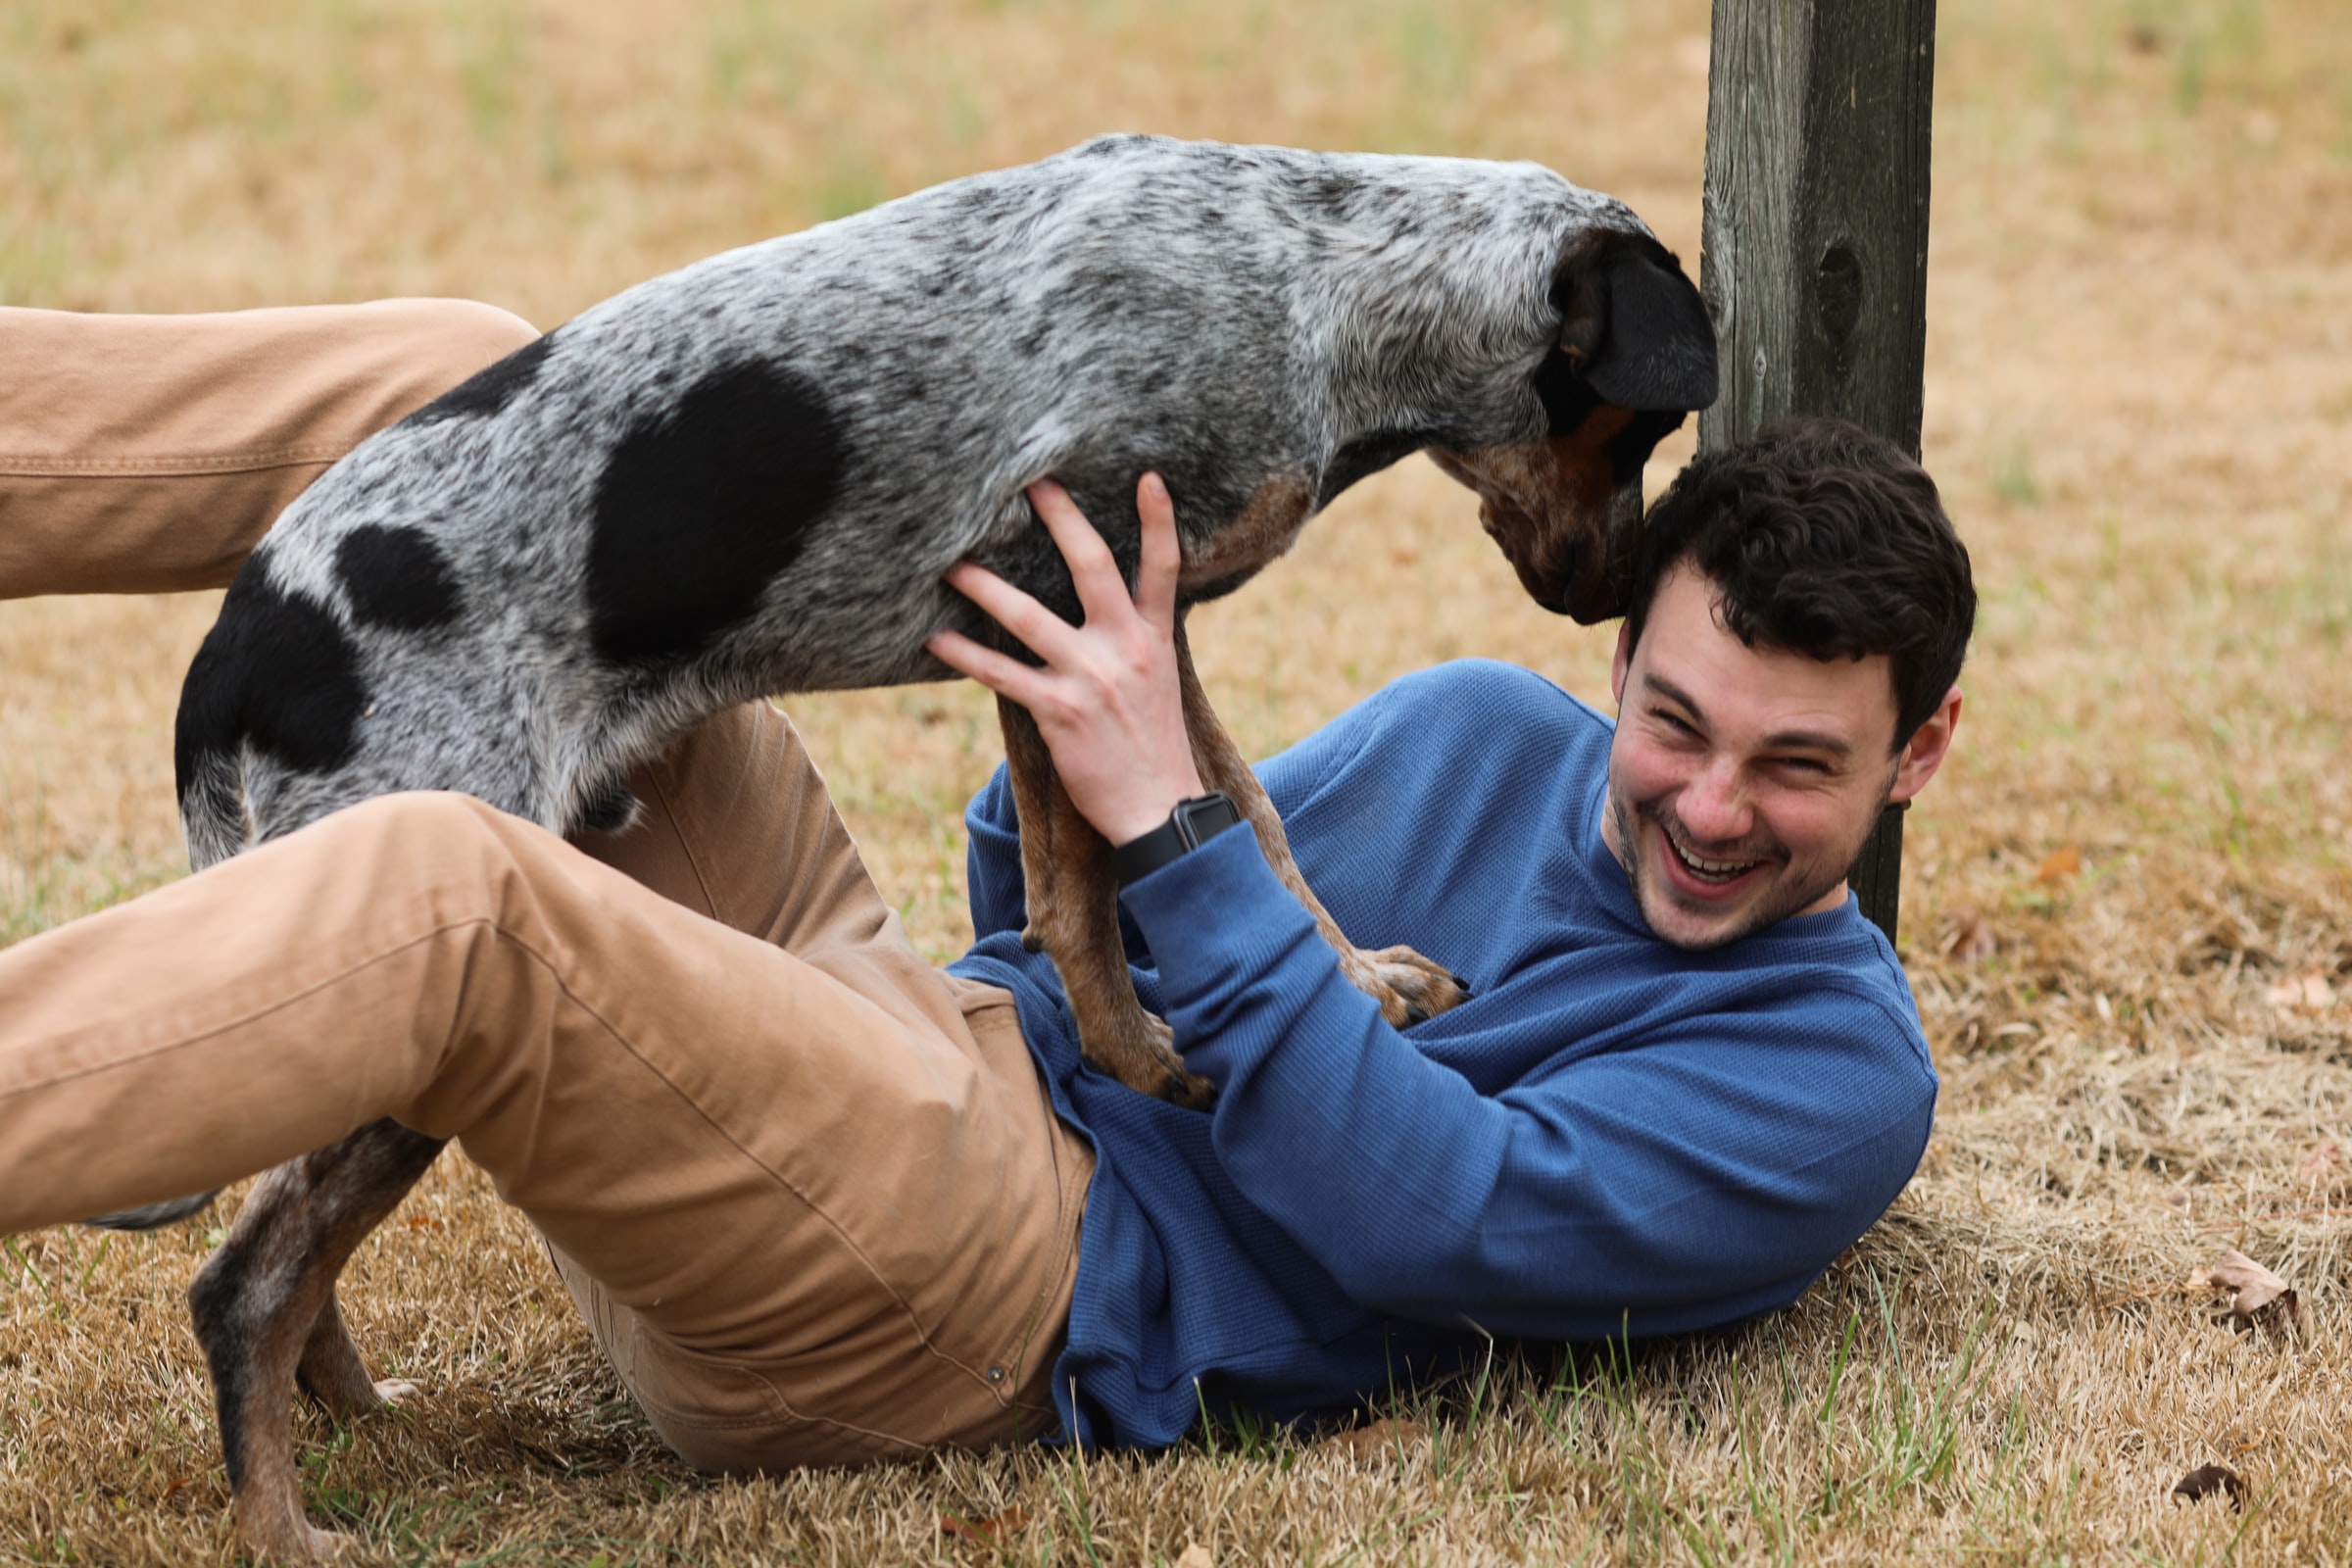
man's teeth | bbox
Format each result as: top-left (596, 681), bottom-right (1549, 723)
top-left (1670, 835), bottom-right (1757, 879)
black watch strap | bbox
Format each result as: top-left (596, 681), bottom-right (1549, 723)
top-left (1110, 792), bottom-right (1245, 887)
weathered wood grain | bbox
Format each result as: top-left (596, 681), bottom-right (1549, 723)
top-left (1698, 0), bottom-right (1938, 946)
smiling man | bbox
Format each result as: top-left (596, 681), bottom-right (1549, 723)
top-left (1602, 424), bottom-right (1968, 951)
top-left (926, 414), bottom-right (1976, 1445)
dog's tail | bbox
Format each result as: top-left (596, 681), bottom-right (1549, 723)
top-left (84, 1192), bottom-right (222, 1231)
top-left (174, 745), bottom-right (250, 871)
top-left (172, 581), bottom-right (267, 871)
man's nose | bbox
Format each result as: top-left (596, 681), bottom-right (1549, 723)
top-left (1677, 759), bottom-right (1754, 844)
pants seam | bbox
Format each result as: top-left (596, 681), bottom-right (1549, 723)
top-left (641, 758), bottom-right (725, 926)
top-left (0, 448), bottom-right (352, 477)
top-left (0, 916), bottom-right (494, 1102)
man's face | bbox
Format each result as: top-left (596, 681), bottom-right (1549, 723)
top-left (1603, 563), bottom-right (1960, 951)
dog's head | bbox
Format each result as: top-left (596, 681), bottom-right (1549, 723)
top-left (1429, 230), bottom-right (1718, 624)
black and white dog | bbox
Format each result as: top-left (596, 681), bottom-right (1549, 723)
top-left (135, 135), bottom-right (1716, 1560)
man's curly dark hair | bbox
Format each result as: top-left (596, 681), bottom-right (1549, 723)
top-left (1622, 417), bottom-right (1976, 751)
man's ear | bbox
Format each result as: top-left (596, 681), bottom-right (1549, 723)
top-left (1610, 618), bottom-right (1634, 707)
top-left (1553, 234), bottom-right (1720, 413)
top-left (1887, 686), bottom-right (1963, 805)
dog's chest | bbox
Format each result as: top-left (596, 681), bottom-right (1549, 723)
top-left (1177, 475), bottom-right (1317, 601)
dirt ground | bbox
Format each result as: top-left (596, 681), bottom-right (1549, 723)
top-left (4, 0), bottom-right (2350, 1561)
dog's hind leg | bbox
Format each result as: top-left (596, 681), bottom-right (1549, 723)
top-left (996, 694), bottom-right (1059, 956)
top-left (1172, 623), bottom-right (1468, 1028)
top-left (188, 1118), bottom-right (445, 1564)
top-left (999, 698), bottom-right (1215, 1109)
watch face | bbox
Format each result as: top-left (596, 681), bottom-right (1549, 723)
top-left (1174, 792), bottom-right (1241, 849)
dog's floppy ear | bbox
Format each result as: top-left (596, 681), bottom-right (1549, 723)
top-left (1554, 235), bottom-right (1720, 413)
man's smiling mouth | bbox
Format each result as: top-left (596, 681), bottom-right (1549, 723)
top-left (1661, 824), bottom-right (1767, 886)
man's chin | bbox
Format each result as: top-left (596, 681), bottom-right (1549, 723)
top-left (1636, 884), bottom-right (1773, 952)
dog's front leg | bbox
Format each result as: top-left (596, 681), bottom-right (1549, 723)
top-left (188, 1118), bottom-right (445, 1563)
top-left (999, 698), bottom-right (1214, 1108)
top-left (1173, 623), bottom-right (1468, 1028)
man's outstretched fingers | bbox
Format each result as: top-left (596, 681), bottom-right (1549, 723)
top-left (1025, 479), bottom-right (1129, 623)
top-left (1134, 472), bottom-right (1182, 634)
top-left (926, 625), bottom-right (1047, 709)
top-left (938, 560), bottom-right (1075, 666)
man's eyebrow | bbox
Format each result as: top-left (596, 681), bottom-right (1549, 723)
top-left (1641, 672), bottom-right (1709, 725)
top-left (1640, 671), bottom-right (1854, 757)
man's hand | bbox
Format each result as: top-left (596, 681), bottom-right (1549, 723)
top-left (926, 473), bottom-right (1205, 848)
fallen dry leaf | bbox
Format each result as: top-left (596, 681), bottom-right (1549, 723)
top-left (2034, 846), bottom-right (2082, 885)
top-left (2265, 972), bottom-right (2336, 1013)
top-left (1173, 1544), bottom-right (1215, 1568)
top-left (940, 1503), bottom-right (1028, 1545)
top-left (2171, 1463), bottom-right (2248, 1509)
top-left (2189, 1249), bottom-right (2299, 1326)
top-left (1942, 914), bottom-right (1998, 962)
top-left (1315, 1417), bottom-right (1428, 1460)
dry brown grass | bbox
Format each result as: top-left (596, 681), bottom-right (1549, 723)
top-left (5, 0), bottom-right (2352, 1560)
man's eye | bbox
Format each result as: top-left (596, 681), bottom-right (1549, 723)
top-left (1653, 710), bottom-right (1699, 737)
top-left (1776, 756), bottom-right (1831, 775)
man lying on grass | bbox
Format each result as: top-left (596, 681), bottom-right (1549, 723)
top-left (0, 306), bottom-right (1969, 1538)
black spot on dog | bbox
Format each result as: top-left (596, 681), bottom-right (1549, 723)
top-left (586, 360), bottom-right (848, 665)
top-left (175, 568), bottom-right (366, 804)
top-left (336, 525), bottom-right (461, 632)
top-left (402, 332), bottom-right (555, 426)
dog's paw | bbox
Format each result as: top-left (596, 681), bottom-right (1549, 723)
top-left (1080, 1011), bottom-right (1215, 1111)
top-left (239, 1512), bottom-right (361, 1565)
top-left (1345, 944), bottom-right (1470, 1028)
top-left (371, 1377), bottom-right (421, 1410)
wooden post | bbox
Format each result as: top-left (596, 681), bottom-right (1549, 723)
top-left (1697, 0), bottom-right (1937, 949)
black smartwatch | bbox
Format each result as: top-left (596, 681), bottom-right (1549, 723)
top-left (1110, 792), bottom-right (1245, 887)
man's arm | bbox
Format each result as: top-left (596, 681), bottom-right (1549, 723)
top-left (1120, 827), bottom-right (1936, 1335)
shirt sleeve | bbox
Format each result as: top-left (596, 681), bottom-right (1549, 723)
top-left (1118, 824), bottom-right (1937, 1339)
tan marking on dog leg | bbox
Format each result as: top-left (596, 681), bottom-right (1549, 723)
top-left (1001, 706), bottom-right (1211, 1107)
top-left (998, 695), bottom-right (1059, 953)
top-left (1175, 623), bottom-right (1467, 1028)
top-left (293, 1292), bottom-right (378, 1419)
top-left (190, 1120), bottom-right (444, 1564)
top-left (1177, 474), bottom-right (1316, 596)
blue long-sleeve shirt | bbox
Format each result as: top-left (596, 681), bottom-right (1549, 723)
top-left (948, 660), bottom-right (1936, 1448)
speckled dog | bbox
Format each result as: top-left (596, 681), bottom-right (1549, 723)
top-left (122, 135), bottom-right (1717, 1560)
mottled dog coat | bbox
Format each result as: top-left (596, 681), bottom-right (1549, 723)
top-left (140, 135), bottom-right (1718, 1560)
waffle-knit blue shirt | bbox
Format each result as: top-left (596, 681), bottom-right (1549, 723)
top-left (949, 660), bottom-right (1936, 1448)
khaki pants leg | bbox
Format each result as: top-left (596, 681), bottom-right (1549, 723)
top-left (0, 779), bottom-right (1087, 1465)
top-left (0, 300), bottom-right (541, 598)
top-left (0, 302), bottom-right (1086, 1465)
top-left (564, 700), bottom-right (1091, 1464)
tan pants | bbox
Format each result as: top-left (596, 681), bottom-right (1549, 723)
top-left (0, 303), bottom-right (1090, 1466)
